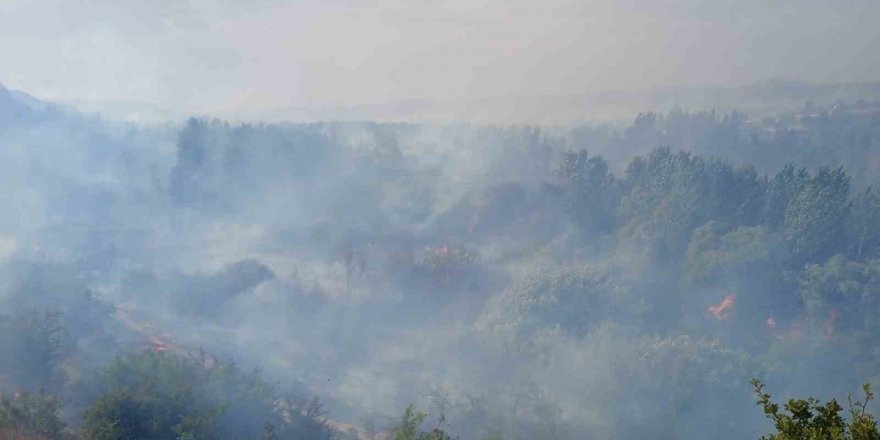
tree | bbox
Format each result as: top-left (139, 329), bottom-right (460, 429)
top-left (619, 148), bottom-right (766, 259)
top-left (798, 256), bottom-right (880, 339)
top-left (752, 379), bottom-right (880, 440)
top-left (81, 350), bottom-right (335, 440)
top-left (81, 354), bottom-right (221, 440)
top-left (392, 406), bottom-right (424, 440)
top-left (557, 150), bottom-right (621, 236)
top-left (763, 164), bottom-right (810, 230)
top-left (477, 264), bottom-right (641, 345)
top-left (170, 118), bottom-right (213, 207)
top-left (264, 422), bottom-right (280, 440)
top-left (0, 312), bottom-right (66, 391)
top-left (0, 391), bottom-right (64, 440)
top-left (783, 166), bottom-right (851, 264)
top-left (685, 223), bottom-right (796, 327)
top-left (391, 406), bottom-right (457, 440)
top-left (846, 188), bottom-right (880, 260)
top-left (686, 223), bottom-right (786, 286)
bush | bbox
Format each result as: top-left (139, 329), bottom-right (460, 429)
top-left (0, 312), bottom-right (66, 391)
top-left (391, 405), bottom-right (457, 440)
top-left (80, 350), bottom-right (335, 440)
top-left (0, 391), bottom-right (64, 440)
top-left (752, 379), bottom-right (880, 440)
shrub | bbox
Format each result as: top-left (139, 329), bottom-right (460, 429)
top-left (0, 391), bottom-right (64, 440)
top-left (752, 379), bottom-right (880, 440)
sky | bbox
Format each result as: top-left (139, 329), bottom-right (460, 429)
top-left (1, 0), bottom-right (879, 114)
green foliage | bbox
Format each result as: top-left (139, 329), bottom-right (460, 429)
top-left (169, 118), bottom-right (334, 209)
top-left (846, 188), bottom-right (880, 260)
top-left (619, 148), bottom-right (765, 259)
top-left (558, 150), bottom-right (621, 235)
top-left (272, 397), bottom-right (335, 440)
top-left (81, 350), bottom-right (335, 440)
top-left (170, 118), bottom-right (215, 207)
top-left (478, 264), bottom-right (641, 344)
top-left (752, 379), bottom-right (880, 440)
top-left (615, 148), bottom-right (858, 267)
top-left (684, 222), bottom-right (799, 327)
top-left (639, 336), bottom-right (752, 404)
top-left (391, 406), bottom-right (425, 440)
top-left (391, 406), bottom-right (457, 440)
top-left (783, 166), bottom-right (851, 264)
top-left (81, 352), bottom-right (222, 440)
top-left (0, 391), bottom-right (64, 440)
top-left (0, 312), bottom-right (66, 391)
top-left (264, 422), bottom-right (280, 440)
top-left (686, 222), bottom-right (786, 286)
top-left (8, 104), bottom-right (880, 440)
top-left (798, 256), bottom-right (880, 338)
top-left (763, 164), bottom-right (811, 230)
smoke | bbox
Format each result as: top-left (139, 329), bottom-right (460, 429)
top-left (4, 0), bottom-right (880, 122)
top-left (0, 81), bottom-right (879, 440)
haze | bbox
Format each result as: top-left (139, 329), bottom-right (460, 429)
top-left (2, 0), bottom-right (879, 118)
top-left (2, 2), bottom-right (880, 440)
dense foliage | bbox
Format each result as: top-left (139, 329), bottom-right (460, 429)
top-left (1, 84), bottom-right (880, 439)
top-left (0, 391), bottom-right (64, 440)
top-left (752, 380), bottom-right (880, 440)
top-left (79, 350), bottom-right (334, 440)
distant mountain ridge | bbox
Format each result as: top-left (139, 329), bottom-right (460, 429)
top-left (3, 79), bottom-right (880, 125)
top-left (233, 79), bottom-right (880, 124)
top-left (0, 82), bottom-right (89, 130)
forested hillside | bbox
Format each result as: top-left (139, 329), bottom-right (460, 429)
top-left (1, 83), bottom-right (880, 439)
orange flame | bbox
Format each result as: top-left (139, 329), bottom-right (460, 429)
top-left (708, 294), bottom-right (736, 320)
top-left (151, 340), bottom-right (171, 352)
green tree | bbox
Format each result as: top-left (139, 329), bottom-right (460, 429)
top-left (783, 166), bottom-right (851, 264)
top-left (619, 148), bottom-right (765, 259)
top-left (685, 223), bottom-right (796, 327)
top-left (81, 350), bottom-right (335, 440)
top-left (752, 379), bottom-right (879, 440)
top-left (0, 312), bottom-right (66, 391)
top-left (763, 164), bottom-right (810, 230)
top-left (686, 222), bottom-right (786, 286)
top-left (391, 406), bottom-right (457, 440)
top-left (0, 391), bottom-right (64, 440)
top-left (799, 256), bottom-right (880, 338)
top-left (263, 422), bottom-right (280, 440)
top-left (477, 264), bottom-right (642, 345)
top-left (846, 188), bottom-right (880, 260)
top-left (170, 117), bottom-right (213, 206)
top-left (557, 150), bottom-right (621, 236)
top-left (81, 354), bottom-right (221, 440)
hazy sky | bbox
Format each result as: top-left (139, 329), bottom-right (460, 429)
top-left (1, 0), bottom-right (878, 113)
